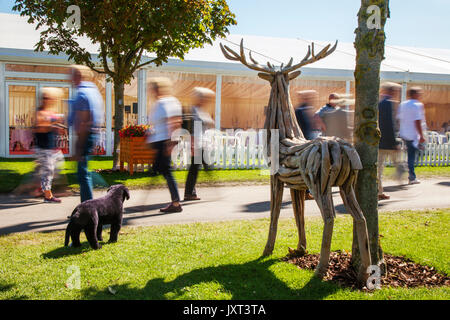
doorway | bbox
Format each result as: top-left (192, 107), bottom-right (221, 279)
top-left (5, 81), bottom-right (72, 157)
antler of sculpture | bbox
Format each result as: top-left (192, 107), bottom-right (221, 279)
top-left (281, 41), bottom-right (338, 74)
top-left (220, 39), bottom-right (338, 77)
top-left (220, 39), bottom-right (273, 73)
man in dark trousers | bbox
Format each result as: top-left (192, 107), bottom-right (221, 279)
top-left (294, 90), bottom-right (317, 200)
top-left (184, 87), bottom-right (215, 201)
top-left (377, 82), bottom-right (403, 200)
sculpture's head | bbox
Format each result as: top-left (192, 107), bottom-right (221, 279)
top-left (220, 39), bottom-right (338, 85)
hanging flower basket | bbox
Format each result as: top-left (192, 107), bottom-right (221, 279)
top-left (119, 125), bottom-right (155, 175)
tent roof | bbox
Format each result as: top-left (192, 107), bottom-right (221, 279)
top-left (1, 13), bottom-right (450, 81)
top-left (187, 35), bottom-right (450, 75)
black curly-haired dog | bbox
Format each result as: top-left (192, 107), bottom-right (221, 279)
top-left (65, 184), bottom-right (130, 249)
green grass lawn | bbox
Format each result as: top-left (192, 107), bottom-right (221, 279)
top-left (0, 157), bottom-right (449, 193)
top-left (0, 157), bottom-right (270, 193)
top-left (0, 209), bottom-right (448, 300)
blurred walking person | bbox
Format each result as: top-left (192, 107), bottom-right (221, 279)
top-left (68, 65), bottom-right (104, 203)
top-left (314, 93), bottom-right (340, 136)
top-left (440, 122), bottom-right (449, 134)
top-left (397, 87), bottom-right (426, 185)
top-left (295, 90), bottom-right (317, 141)
top-left (377, 82), bottom-right (403, 200)
top-left (184, 87), bottom-right (215, 201)
top-left (147, 78), bottom-right (183, 212)
top-left (34, 88), bottom-right (65, 203)
top-left (294, 90), bottom-right (317, 200)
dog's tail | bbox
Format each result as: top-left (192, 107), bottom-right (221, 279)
top-left (64, 220), bottom-right (72, 246)
top-left (65, 208), bottom-right (78, 246)
top-left (67, 207), bottom-right (78, 219)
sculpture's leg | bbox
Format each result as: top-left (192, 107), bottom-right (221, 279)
top-left (263, 176), bottom-right (284, 256)
top-left (339, 173), bottom-right (372, 285)
top-left (290, 188), bottom-right (307, 255)
top-left (315, 192), bottom-right (335, 278)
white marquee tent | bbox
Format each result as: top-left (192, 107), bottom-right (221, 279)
top-left (1, 12), bottom-right (449, 157)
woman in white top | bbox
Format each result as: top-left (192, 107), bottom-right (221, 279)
top-left (147, 78), bottom-right (183, 213)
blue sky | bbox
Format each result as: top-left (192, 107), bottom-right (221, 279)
top-left (1, 0), bottom-right (449, 49)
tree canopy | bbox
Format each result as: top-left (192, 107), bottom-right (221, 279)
top-left (13, 0), bottom-right (236, 84)
top-left (14, 0), bottom-right (236, 166)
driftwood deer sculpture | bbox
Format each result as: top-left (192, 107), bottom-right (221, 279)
top-left (220, 39), bottom-right (372, 283)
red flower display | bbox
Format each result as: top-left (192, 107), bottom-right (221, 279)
top-left (119, 125), bottom-right (151, 138)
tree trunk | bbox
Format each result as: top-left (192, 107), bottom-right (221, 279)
top-left (352, 0), bottom-right (389, 273)
top-left (113, 81), bottom-right (125, 169)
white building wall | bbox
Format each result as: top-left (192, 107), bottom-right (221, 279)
top-left (215, 74), bottom-right (222, 130)
top-left (0, 62), bottom-right (5, 157)
top-left (137, 69), bottom-right (147, 125)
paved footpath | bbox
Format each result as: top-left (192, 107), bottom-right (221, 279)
top-left (0, 178), bottom-right (449, 235)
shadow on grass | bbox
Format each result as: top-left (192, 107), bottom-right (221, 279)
top-left (93, 171), bottom-right (165, 184)
top-left (80, 258), bottom-right (340, 300)
top-left (0, 169), bottom-right (24, 193)
top-left (42, 244), bottom-right (88, 259)
top-left (0, 282), bottom-right (14, 292)
top-left (62, 172), bottom-right (110, 189)
top-left (0, 167), bottom-right (81, 195)
top-left (0, 282), bottom-right (28, 300)
top-left (42, 241), bottom-right (115, 259)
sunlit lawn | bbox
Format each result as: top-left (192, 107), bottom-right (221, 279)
top-left (0, 209), bottom-right (448, 300)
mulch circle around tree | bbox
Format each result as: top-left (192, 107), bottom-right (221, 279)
top-left (282, 250), bottom-right (450, 290)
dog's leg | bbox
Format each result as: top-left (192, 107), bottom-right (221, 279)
top-left (109, 221), bottom-right (121, 243)
top-left (97, 224), bottom-right (103, 242)
top-left (71, 225), bottom-right (82, 247)
top-left (85, 223), bottom-right (101, 249)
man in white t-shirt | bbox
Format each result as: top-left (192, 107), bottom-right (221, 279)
top-left (396, 87), bottom-right (426, 184)
top-left (146, 78), bottom-right (183, 213)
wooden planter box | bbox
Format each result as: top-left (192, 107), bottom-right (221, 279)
top-left (119, 136), bottom-right (155, 175)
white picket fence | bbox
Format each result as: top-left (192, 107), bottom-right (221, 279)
top-left (416, 143), bottom-right (450, 166)
top-left (389, 131), bottom-right (450, 167)
top-left (171, 130), bottom-right (450, 170)
top-left (384, 143), bottom-right (450, 167)
top-left (171, 130), bottom-right (270, 170)
top-left (128, 130), bottom-right (450, 172)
